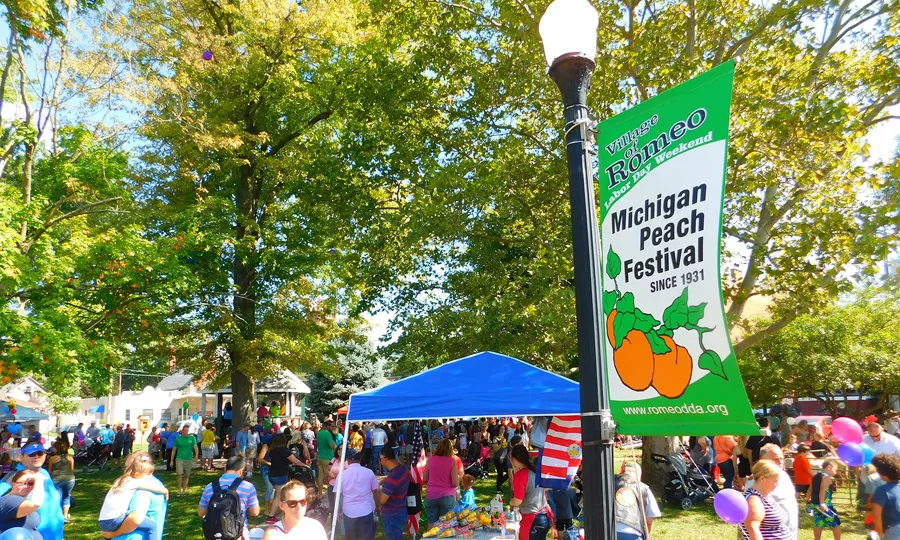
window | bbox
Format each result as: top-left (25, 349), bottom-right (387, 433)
top-left (142, 409), bottom-right (154, 419)
top-left (125, 409), bottom-right (131, 421)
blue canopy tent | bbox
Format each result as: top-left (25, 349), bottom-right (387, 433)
top-left (0, 402), bottom-right (49, 423)
top-left (331, 351), bottom-right (581, 537)
top-left (347, 351), bottom-right (581, 421)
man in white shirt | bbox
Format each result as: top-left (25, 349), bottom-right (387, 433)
top-left (369, 424), bottom-right (388, 474)
top-left (339, 450), bottom-right (379, 540)
top-left (863, 422), bottom-right (900, 456)
top-left (745, 444), bottom-right (798, 539)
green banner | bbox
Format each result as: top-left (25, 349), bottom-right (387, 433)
top-left (598, 61), bottom-right (758, 436)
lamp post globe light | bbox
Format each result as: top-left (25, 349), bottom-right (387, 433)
top-left (540, 2), bottom-right (617, 540)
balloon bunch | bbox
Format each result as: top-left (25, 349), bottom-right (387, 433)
top-left (0, 527), bottom-right (32, 540)
top-left (5, 399), bottom-right (17, 415)
top-left (832, 417), bottom-right (874, 467)
top-left (714, 489), bottom-right (749, 525)
top-left (6, 424), bottom-right (21, 434)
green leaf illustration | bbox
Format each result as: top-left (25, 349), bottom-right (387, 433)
top-left (602, 290), bottom-right (618, 316)
top-left (657, 325), bottom-right (673, 337)
top-left (606, 246), bottom-right (621, 280)
top-left (698, 350), bottom-right (728, 380)
top-left (617, 292), bottom-right (635, 314)
top-left (646, 329), bottom-right (671, 355)
top-left (613, 311), bottom-right (635, 348)
top-left (633, 308), bottom-right (660, 332)
top-left (687, 303), bottom-right (707, 325)
top-left (663, 287), bottom-right (689, 329)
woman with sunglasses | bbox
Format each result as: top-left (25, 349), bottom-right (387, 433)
top-left (0, 469), bottom-right (44, 538)
top-left (262, 481), bottom-right (327, 540)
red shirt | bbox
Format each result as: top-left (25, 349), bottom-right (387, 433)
top-left (452, 454), bottom-right (464, 475)
top-left (794, 454), bottom-right (813, 485)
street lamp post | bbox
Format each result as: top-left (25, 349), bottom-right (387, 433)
top-left (539, 1), bottom-right (617, 539)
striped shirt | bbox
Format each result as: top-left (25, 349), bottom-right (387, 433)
top-left (381, 465), bottom-right (410, 517)
top-left (199, 473), bottom-right (259, 529)
top-left (739, 488), bottom-right (791, 540)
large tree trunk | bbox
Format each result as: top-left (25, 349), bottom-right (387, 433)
top-left (640, 436), bottom-right (683, 495)
top-left (231, 162), bottom-right (260, 430)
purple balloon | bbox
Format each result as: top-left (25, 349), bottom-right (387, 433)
top-left (202, 49), bottom-right (213, 61)
top-left (831, 417), bottom-right (863, 444)
top-left (714, 489), bottom-right (749, 525)
top-left (837, 442), bottom-right (864, 466)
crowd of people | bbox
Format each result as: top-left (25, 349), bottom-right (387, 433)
top-left (690, 415), bottom-right (900, 540)
top-left (20, 410), bottom-right (900, 540)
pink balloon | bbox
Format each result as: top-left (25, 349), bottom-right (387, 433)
top-left (831, 417), bottom-right (863, 444)
top-left (39, 437), bottom-right (46, 444)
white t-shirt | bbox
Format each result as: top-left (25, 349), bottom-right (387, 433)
top-left (266, 518), bottom-right (327, 540)
top-left (370, 429), bottom-right (387, 446)
top-left (863, 432), bottom-right (900, 456)
top-left (99, 478), bottom-right (144, 520)
top-left (246, 431), bottom-right (260, 448)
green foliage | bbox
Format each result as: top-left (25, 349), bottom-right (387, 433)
top-left (305, 339), bottom-right (387, 419)
top-left (739, 288), bottom-right (900, 416)
top-left (364, 0), bottom-right (899, 376)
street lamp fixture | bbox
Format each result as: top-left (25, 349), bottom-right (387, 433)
top-left (540, 2), bottom-right (617, 540)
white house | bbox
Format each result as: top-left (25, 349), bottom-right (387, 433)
top-left (0, 377), bottom-right (50, 412)
top-left (78, 371), bottom-right (216, 431)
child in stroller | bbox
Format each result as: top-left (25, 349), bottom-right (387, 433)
top-left (463, 441), bottom-right (489, 479)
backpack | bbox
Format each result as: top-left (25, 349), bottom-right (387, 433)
top-left (202, 477), bottom-right (245, 540)
top-left (406, 471), bottom-right (422, 515)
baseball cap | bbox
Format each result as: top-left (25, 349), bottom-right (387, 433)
top-left (21, 442), bottom-right (46, 455)
top-left (346, 448), bottom-right (360, 461)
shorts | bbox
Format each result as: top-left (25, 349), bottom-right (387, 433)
top-left (176, 459), bottom-right (193, 475)
top-left (269, 474), bottom-right (289, 486)
top-left (245, 446), bottom-right (258, 459)
top-left (202, 444), bottom-right (218, 459)
top-left (795, 484), bottom-right (810, 494)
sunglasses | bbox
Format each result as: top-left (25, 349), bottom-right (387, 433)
top-left (282, 499), bottom-right (308, 509)
top-left (27, 452), bottom-right (45, 457)
top-left (14, 481), bottom-right (35, 487)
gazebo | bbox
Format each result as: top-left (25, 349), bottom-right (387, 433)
top-left (199, 370), bottom-right (311, 420)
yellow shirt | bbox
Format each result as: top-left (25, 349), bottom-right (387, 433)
top-left (202, 430), bottom-right (216, 445)
top-left (349, 432), bottom-right (364, 451)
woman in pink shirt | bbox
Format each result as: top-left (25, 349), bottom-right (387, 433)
top-left (423, 438), bottom-right (460, 526)
top-left (326, 446), bottom-right (347, 513)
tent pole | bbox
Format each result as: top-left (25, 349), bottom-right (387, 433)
top-left (329, 418), bottom-right (351, 539)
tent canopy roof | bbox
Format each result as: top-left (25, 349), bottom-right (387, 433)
top-left (0, 402), bottom-right (49, 423)
top-left (347, 351), bottom-right (580, 422)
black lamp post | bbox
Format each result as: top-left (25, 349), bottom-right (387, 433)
top-left (539, 1), bottom-right (617, 539)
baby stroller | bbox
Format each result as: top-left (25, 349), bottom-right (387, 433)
top-left (74, 438), bottom-right (110, 470)
top-left (290, 464), bottom-right (317, 489)
top-left (651, 450), bottom-right (718, 510)
top-left (463, 441), bottom-right (489, 479)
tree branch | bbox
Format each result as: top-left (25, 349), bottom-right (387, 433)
top-left (24, 197), bottom-right (124, 252)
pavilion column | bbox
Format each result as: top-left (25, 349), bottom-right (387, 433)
top-left (201, 393), bottom-right (207, 418)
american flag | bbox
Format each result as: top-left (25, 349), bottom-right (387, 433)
top-left (407, 420), bottom-right (426, 537)
top-left (535, 415), bottom-right (582, 489)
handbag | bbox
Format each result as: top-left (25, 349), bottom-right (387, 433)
top-left (406, 471), bottom-right (422, 515)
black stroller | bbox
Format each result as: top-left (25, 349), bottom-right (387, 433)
top-left (651, 449), bottom-right (718, 510)
top-left (462, 441), bottom-right (489, 479)
top-left (73, 438), bottom-right (110, 470)
top-left (289, 464), bottom-right (317, 489)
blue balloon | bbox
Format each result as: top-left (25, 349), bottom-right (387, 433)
top-left (837, 442), bottom-right (865, 467)
top-left (192, 414), bottom-right (200, 421)
top-left (0, 527), bottom-right (34, 540)
top-left (2, 406), bottom-right (8, 413)
top-left (862, 445), bottom-right (876, 466)
top-left (7, 424), bottom-right (20, 434)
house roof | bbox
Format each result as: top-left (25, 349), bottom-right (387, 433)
top-left (156, 372), bottom-right (194, 392)
top-left (0, 376), bottom-right (47, 397)
top-left (203, 370), bottom-right (310, 394)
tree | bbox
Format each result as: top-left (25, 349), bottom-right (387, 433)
top-left (305, 339), bottom-right (387, 419)
top-left (98, 0), bottom-right (453, 429)
top-left (343, 0), bottom-right (900, 488)
top-left (740, 288), bottom-right (900, 418)
top-left (0, 1), bottom-right (195, 397)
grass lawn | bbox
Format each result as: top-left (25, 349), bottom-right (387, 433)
top-left (62, 456), bottom-right (872, 539)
